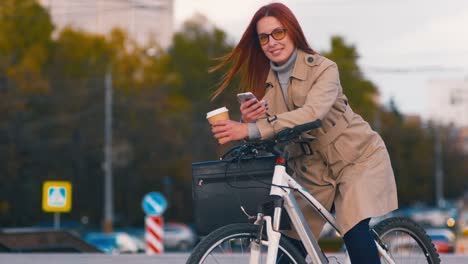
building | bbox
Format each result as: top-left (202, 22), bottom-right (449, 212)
top-left (427, 79), bottom-right (468, 154)
top-left (427, 79), bottom-right (468, 127)
top-left (38, 0), bottom-right (173, 49)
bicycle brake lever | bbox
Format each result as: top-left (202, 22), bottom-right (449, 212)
top-left (240, 206), bottom-right (256, 221)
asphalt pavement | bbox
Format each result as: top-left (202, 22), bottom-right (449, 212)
top-left (0, 253), bottom-right (467, 263)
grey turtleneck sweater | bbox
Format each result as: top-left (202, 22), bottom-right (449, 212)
top-left (269, 49), bottom-right (298, 101)
top-left (248, 49), bottom-right (298, 139)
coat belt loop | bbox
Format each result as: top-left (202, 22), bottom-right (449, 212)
top-left (342, 103), bottom-right (354, 123)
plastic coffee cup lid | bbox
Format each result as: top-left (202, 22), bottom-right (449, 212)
top-left (206, 107), bottom-right (229, 119)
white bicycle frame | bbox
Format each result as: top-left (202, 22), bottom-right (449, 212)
top-left (248, 162), bottom-right (395, 264)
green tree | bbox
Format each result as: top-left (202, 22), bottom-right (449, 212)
top-left (0, 1), bottom-right (191, 226)
top-left (323, 36), bottom-right (378, 121)
top-left (0, 0), bottom-right (54, 226)
top-left (106, 29), bottom-right (192, 224)
top-left (378, 107), bottom-right (468, 207)
top-left (1, 1), bottom-right (466, 229)
top-left (0, 0), bottom-right (53, 94)
top-left (434, 125), bottom-right (467, 203)
top-left (168, 14), bottom-right (238, 161)
top-left (44, 27), bottom-right (113, 227)
top-left (165, 15), bottom-right (239, 221)
top-left (169, 14), bottom-right (234, 102)
top-left (380, 111), bottom-right (435, 205)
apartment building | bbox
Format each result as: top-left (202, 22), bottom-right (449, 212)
top-left (39, 0), bottom-right (173, 48)
top-left (427, 79), bottom-right (468, 127)
top-left (427, 78), bottom-right (468, 153)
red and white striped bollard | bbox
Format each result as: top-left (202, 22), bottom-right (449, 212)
top-left (145, 215), bottom-right (164, 254)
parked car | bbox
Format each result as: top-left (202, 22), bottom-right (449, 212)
top-left (407, 205), bottom-right (458, 229)
top-left (163, 222), bottom-right (198, 251)
top-left (426, 228), bottom-right (456, 253)
top-left (458, 210), bottom-right (468, 236)
top-left (84, 232), bottom-right (144, 254)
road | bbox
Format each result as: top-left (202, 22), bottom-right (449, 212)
top-left (0, 253), bottom-right (467, 263)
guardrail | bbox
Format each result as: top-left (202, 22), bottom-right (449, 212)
top-left (0, 228), bottom-right (101, 253)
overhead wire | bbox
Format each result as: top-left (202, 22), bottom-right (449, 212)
top-left (362, 66), bottom-right (466, 74)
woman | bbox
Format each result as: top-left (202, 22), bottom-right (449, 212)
top-left (210, 2), bottom-right (398, 263)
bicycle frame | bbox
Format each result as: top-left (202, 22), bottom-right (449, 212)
top-left (249, 162), bottom-right (396, 264)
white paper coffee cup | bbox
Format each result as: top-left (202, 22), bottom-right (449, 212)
top-left (206, 107), bottom-right (229, 122)
top-left (206, 107), bottom-right (230, 144)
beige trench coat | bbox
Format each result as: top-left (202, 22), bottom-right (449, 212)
top-left (255, 49), bottom-right (398, 237)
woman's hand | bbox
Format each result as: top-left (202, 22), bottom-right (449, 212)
top-left (211, 120), bottom-right (249, 144)
top-left (240, 99), bottom-right (267, 123)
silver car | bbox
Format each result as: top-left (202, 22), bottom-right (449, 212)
top-left (163, 222), bottom-right (198, 251)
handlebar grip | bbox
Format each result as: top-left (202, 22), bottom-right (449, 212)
top-left (294, 119), bottom-right (322, 133)
top-left (276, 119), bottom-right (322, 143)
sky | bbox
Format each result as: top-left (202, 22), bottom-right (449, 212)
top-left (173, 0), bottom-right (468, 118)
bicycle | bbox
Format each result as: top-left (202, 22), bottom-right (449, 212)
top-left (187, 120), bottom-right (440, 264)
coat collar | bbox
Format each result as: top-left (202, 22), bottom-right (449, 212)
top-left (265, 49), bottom-right (321, 87)
top-left (265, 69), bottom-right (276, 88)
top-left (291, 49), bottom-right (322, 80)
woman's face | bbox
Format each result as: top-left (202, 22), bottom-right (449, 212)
top-left (256, 16), bottom-right (295, 65)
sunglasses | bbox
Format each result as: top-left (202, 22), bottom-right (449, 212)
top-left (258, 28), bottom-right (288, 45)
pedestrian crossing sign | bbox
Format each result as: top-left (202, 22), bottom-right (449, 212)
top-left (42, 181), bottom-right (72, 212)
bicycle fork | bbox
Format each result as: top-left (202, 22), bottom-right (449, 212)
top-left (372, 229), bottom-right (396, 264)
top-left (250, 215), bottom-right (282, 264)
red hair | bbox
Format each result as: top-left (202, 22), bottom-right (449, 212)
top-left (210, 2), bottom-right (315, 99)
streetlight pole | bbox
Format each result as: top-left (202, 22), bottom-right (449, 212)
top-left (435, 126), bottom-right (444, 208)
top-left (103, 68), bottom-right (114, 232)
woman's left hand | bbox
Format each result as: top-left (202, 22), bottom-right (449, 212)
top-left (240, 99), bottom-right (267, 123)
top-left (211, 120), bottom-right (249, 144)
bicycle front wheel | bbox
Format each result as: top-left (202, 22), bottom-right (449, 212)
top-left (187, 223), bottom-right (306, 264)
top-left (373, 217), bottom-right (440, 264)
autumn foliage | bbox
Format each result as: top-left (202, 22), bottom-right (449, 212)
top-left (0, 0), bottom-right (466, 228)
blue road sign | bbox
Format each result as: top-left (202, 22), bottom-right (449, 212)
top-left (142, 192), bottom-right (167, 216)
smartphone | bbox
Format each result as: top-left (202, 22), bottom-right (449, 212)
top-left (237, 92), bottom-right (258, 104)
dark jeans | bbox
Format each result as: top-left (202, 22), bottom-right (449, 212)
top-left (280, 218), bottom-right (380, 264)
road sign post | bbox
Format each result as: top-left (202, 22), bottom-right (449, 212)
top-left (42, 181), bottom-right (72, 229)
top-left (142, 192), bottom-right (167, 254)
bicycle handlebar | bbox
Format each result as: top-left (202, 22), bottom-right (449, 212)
top-left (221, 119), bottom-right (322, 160)
top-left (275, 119), bottom-right (322, 143)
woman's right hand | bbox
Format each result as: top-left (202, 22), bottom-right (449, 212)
top-left (240, 99), bottom-right (267, 123)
